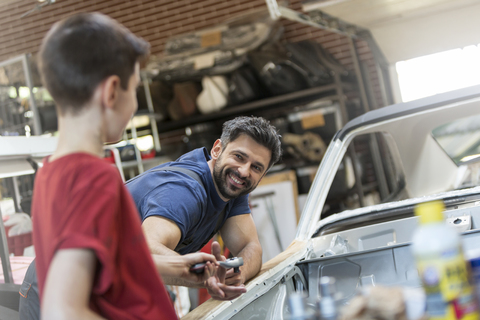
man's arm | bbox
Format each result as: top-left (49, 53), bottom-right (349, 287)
top-left (143, 215), bottom-right (247, 300)
top-left (142, 215), bottom-right (182, 255)
top-left (204, 213), bottom-right (262, 301)
top-left (142, 215), bottom-right (216, 286)
top-left (42, 249), bottom-right (106, 320)
top-left (220, 214), bottom-right (263, 285)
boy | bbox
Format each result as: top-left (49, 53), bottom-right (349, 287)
top-left (32, 12), bottom-right (215, 319)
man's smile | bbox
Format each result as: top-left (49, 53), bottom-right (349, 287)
top-left (228, 172), bottom-right (245, 187)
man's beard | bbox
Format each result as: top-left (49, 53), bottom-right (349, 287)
top-left (213, 159), bottom-right (257, 200)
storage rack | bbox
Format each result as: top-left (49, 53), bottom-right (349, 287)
top-left (154, 81), bottom-right (355, 135)
top-left (0, 54), bottom-right (160, 180)
top-left (139, 1), bottom-right (397, 227)
top-left (0, 54), bottom-right (42, 136)
top-left (260, 0), bottom-right (397, 209)
top-left (0, 136), bottom-right (57, 312)
top-left (0, 136), bottom-right (128, 313)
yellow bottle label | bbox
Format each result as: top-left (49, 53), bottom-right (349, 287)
top-left (417, 249), bottom-right (479, 320)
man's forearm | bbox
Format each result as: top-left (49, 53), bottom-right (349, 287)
top-left (142, 217), bottom-right (216, 287)
top-left (235, 241), bottom-right (262, 282)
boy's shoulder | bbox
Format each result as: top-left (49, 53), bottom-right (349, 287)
top-left (47, 152), bottom-right (115, 172)
top-left (41, 153), bottom-right (122, 190)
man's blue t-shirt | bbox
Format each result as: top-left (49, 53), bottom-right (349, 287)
top-left (126, 147), bottom-right (251, 255)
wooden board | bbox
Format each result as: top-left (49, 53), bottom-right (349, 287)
top-left (182, 240), bottom-right (307, 320)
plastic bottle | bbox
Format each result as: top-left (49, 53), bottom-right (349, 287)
top-left (317, 277), bottom-right (337, 320)
top-left (465, 249), bottom-right (480, 307)
top-left (412, 200), bottom-right (479, 320)
top-left (288, 292), bottom-right (316, 320)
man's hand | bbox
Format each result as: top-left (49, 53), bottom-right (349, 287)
top-left (205, 241), bottom-right (247, 301)
top-left (220, 214), bottom-right (263, 284)
top-left (152, 252), bottom-right (217, 286)
top-left (225, 268), bottom-right (244, 286)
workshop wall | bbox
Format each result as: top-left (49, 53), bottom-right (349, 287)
top-left (0, 0), bottom-right (384, 108)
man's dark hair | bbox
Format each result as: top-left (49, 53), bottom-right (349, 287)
top-left (38, 12), bottom-right (150, 115)
top-left (220, 116), bottom-right (282, 169)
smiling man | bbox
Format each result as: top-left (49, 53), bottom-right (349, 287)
top-left (126, 116), bottom-right (282, 304)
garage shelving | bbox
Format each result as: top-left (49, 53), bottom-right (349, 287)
top-left (154, 81), bottom-right (357, 134)
top-left (0, 135), bottom-right (57, 312)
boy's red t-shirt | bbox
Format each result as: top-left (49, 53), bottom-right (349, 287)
top-left (32, 153), bottom-right (177, 320)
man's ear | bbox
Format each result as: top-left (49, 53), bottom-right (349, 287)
top-left (210, 139), bottom-right (223, 160)
top-left (101, 75), bottom-right (121, 110)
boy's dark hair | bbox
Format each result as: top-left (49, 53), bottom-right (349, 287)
top-left (38, 12), bottom-right (150, 115)
top-left (220, 116), bottom-right (282, 169)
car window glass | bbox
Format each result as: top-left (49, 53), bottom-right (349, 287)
top-left (322, 132), bottom-right (407, 219)
top-left (432, 114), bottom-right (480, 165)
top-left (433, 114), bottom-right (480, 189)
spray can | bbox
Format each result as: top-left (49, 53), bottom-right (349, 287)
top-left (412, 200), bottom-right (479, 320)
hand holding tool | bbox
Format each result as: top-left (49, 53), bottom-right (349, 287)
top-left (219, 257), bottom-right (244, 273)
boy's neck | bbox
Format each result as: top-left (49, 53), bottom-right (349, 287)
top-left (51, 104), bottom-right (105, 161)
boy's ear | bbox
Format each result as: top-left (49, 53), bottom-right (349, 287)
top-left (101, 75), bottom-right (121, 110)
top-left (210, 139), bottom-right (223, 160)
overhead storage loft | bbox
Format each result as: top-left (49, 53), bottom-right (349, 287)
top-left (302, 0), bottom-right (480, 63)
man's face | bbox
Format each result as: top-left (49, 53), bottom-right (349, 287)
top-left (213, 134), bottom-right (272, 200)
